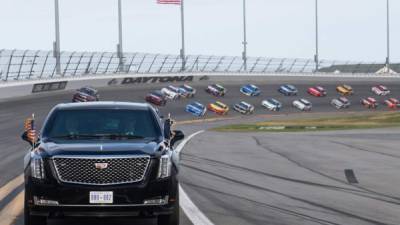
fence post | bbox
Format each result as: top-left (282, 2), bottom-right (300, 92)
top-left (169, 55), bottom-right (180, 73)
top-left (213, 56), bottom-right (225, 72)
top-left (288, 59), bottom-right (298, 73)
top-left (85, 52), bottom-right (96, 74)
top-left (158, 55), bottom-right (169, 73)
top-left (262, 58), bottom-right (273, 73)
top-left (225, 57), bottom-right (236, 72)
top-left (147, 54), bottom-right (159, 73)
top-left (126, 53), bottom-right (137, 74)
top-left (63, 51), bottom-right (76, 76)
top-left (73, 52), bottom-right (85, 76)
top-left (275, 58), bottom-right (286, 73)
top-left (136, 54), bottom-right (147, 73)
top-left (0, 49), bottom-right (3, 80)
top-left (16, 50), bottom-right (29, 80)
top-left (189, 56), bottom-right (200, 72)
top-left (28, 50), bottom-right (40, 79)
top-left (39, 52), bottom-right (51, 79)
top-left (300, 59), bottom-right (311, 73)
top-left (104, 53), bottom-right (115, 74)
top-left (201, 56), bottom-right (213, 72)
top-left (95, 52), bottom-right (106, 74)
top-left (250, 57), bottom-right (262, 72)
top-left (5, 49), bottom-right (16, 81)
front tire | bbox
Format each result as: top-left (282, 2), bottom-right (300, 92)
top-left (24, 191), bottom-right (47, 225)
top-left (157, 192), bottom-right (179, 225)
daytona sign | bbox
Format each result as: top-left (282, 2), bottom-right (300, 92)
top-left (121, 76), bottom-right (194, 85)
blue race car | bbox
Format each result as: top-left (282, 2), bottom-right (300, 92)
top-left (278, 84), bottom-right (298, 96)
top-left (240, 84), bottom-right (261, 96)
top-left (186, 102), bottom-right (207, 117)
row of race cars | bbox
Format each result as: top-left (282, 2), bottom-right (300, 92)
top-left (72, 83), bottom-right (400, 117)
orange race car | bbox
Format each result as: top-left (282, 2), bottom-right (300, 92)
top-left (336, 84), bottom-right (354, 96)
top-left (208, 101), bottom-right (230, 115)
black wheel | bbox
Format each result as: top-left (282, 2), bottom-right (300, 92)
top-left (157, 193), bottom-right (179, 225)
top-left (24, 191), bottom-right (47, 225)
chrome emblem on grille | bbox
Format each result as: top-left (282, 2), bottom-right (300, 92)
top-left (95, 163), bottom-right (108, 170)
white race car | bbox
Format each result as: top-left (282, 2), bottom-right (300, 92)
top-left (261, 99), bottom-right (282, 111)
top-left (331, 97), bottom-right (351, 109)
top-left (292, 99), bottom-right (312, 111)
top-left (372, 85), bottom-right (390, 96)
top-left (161, 86), bottom-right (180, 100)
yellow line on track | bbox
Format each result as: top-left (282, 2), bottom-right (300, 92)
top-left (0, 191), bottom-right (24, 225)
top-left (0, 175), bottom-right (23, 202)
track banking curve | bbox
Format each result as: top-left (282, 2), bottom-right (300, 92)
top-left (0, 77), bottom-right (400, 225)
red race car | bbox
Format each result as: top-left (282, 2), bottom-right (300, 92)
top-left (145, 90), bottom-right (167, 106)
top-left (361, 97), bottom-right (378, 109)
top-left (307, 86), bottom-right (327, 97)
top-left (384, 98), bottom-right (400, 109)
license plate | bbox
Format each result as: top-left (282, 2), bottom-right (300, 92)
top-left (89, 191), bottom-right (113, 204)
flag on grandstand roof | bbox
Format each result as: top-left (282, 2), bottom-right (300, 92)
top-left (157, 0), bottom-right (181, 5)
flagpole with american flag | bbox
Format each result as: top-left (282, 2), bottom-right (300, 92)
top-left (157, 0), bottom-right (186, 71)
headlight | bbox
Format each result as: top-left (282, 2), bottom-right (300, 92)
top-left (31, 157), bottom-right (45, 179)
top-left (157, 154), bottom-right (172, 179)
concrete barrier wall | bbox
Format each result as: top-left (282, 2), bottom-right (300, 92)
top-left (0, 73), bottom-right (399, 101)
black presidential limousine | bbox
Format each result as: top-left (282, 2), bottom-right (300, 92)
top-left (22, 102), bottom-right (184, 225)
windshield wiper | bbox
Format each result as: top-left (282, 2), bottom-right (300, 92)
top-left (102, 134), bottom-right (146, 140)
top-left (50, 134), bottom-right (103, 140)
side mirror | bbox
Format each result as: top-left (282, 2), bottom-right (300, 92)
top-left (170, 130), bottom-right (185, 147)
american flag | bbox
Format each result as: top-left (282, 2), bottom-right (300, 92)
top-left (157, 0), bottom-right (181, 5)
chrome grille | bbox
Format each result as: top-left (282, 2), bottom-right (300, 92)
top-left (53, 156), bottom-right (150, 185)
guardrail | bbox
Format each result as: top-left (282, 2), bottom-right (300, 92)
top-left (0, 49), bottom-right (398, 82)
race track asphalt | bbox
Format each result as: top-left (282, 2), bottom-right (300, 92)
top-left (0, 78), bottom-right (400, 225)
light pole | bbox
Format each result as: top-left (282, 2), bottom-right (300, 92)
top-left (314, 0), bottom-right (319, 72)
top-left (180, 0), bottom-right (186, 71)
top-left (53, 0), bottom-right (61, 75)
top-left (386, 0), bottom-right (390, 72)
top-left (117, 0), bottom-right (124, 72)
top-left (242, 0), bottom-right (248, 71)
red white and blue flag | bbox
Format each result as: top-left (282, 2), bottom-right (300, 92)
top-left (157, 0), bottom-right (181, 5)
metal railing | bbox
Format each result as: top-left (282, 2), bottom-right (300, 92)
top-left (0, 49), bottom-right (398, 81)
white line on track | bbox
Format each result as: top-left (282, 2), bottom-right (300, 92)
top-left (175, 130), bottom-right (215, 225)
top-left (0, 130), bottom-right (212, 225)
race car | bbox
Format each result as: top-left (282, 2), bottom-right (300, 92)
top-left (336, 84), bottom-right (354, 96)
top-left (261, 98), bottom-right (283, 111)
top-left (208, 101), bottom-right (230, 115)
top-left (372, 85), bottom-right (390, 96)
top-left (233, 101), bottom-right (255, 115)
top-left (292, 99), bottom-right (312, 111)
top-left (331, 97), bottom-right (351, 109)
top-left (361, 97), bottom-right (378, 109)
top-left (206, 84), bottom-right (227, 97)
top-left (179, 84), bottom-right (196, 98)
top-left (278, 84), bottom-right (298, 96)
top-left (307, 86), bottom-right (327, 97)
top-left (72, 86), bottom-right (99, 102)
top-left (384, 98), bottom-right (400, 109)
top-left (161, 86), bottom-right (180, 100)
top-left (186, 102), bottom-right (207, 116)
top-left (145, 90), bottom-right (167, 106)
top-left (240, 84), bottom-right (261, 96)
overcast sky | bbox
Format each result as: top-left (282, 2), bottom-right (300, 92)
top-left (0, 0), bottom-right (399, 62)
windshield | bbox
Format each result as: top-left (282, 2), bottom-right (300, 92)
top-left (193, 102), bottom-right (204, 108)
top-left (42, 109), bottom-right (161, 141)
top-left (215, 102), bottom-right (226, 108)
top-left (80, 88), bottom-right (96, 95)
